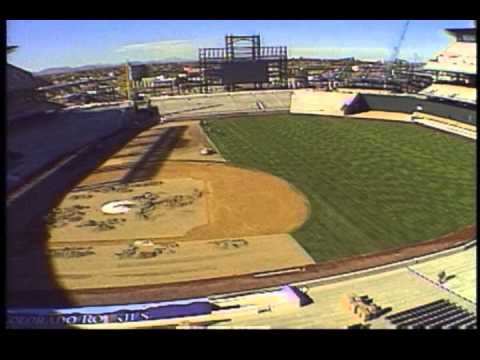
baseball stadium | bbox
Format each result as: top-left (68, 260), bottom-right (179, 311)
top-left (6, 21), bottom-right (477, 329)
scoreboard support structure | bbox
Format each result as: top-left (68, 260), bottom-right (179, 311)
top-left (199, 35), bottom-right (288, 93)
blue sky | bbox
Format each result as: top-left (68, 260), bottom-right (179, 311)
top-left (7, 20), bottom-right (474, 72)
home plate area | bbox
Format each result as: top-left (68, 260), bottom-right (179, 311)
top-left (46, 178), bottom-right (208, 242)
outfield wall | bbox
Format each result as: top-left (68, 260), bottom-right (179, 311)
top-left (345, 94), bottom-right (476, 125)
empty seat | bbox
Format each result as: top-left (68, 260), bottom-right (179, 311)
top-left (443, 314), bottom-right (477, 329)
top-left (391, 302), bottom-right (452, 324)
top-left (386, 299), bottom-right (446, 321)
top-left (459, 319), bottom-right (477, 330)
top-left (409, 307), bottom-right (463, 329)
top-left (426, 311), bottom-right (473, 329)
top-left (387, 300), bottom-right (449, 324)
top-left (464, 322), bottom-right (477, 330)
top-left (396, 303), bottom-right (457, 329)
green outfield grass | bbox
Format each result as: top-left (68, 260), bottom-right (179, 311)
top-left (203, 114), bottom-right (476, 262)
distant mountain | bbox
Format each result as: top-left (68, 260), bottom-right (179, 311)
top-left (34, 64), bottom-right (119, 76)
top-left (35, 58), bottom-right (196, 76)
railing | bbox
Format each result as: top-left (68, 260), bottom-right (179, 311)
top-left (406, 266), bottom-right (476, 306)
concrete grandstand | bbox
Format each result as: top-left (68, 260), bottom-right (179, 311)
top-left (8, 243), bottom-right (476, 329)
top-left (150, 90), bottom-right (292, 119)
top-left (423, 28), bottom-right (476, 76)
top-left (6, 64), bottom-right (60, 125)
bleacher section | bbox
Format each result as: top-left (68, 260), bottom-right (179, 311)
top-left (7, 107), bottom-right (134, 193)
top-left (424, 41), bottom-right (476, 75)
top-left (7, 64), bottom-right (38, 93)
top-left (7, 94), bottom-right (61, 124)
top-left (224, 259), bottom-right (476, 328)
top-left (290, 89), bottom-right (355, 116)
top-left (7, 63), bottom-right (61, 124)
top-left (151, 90), bottom-right (292, 119)
top-left (420, 84), bottom-right (476, 105)
top-left (385, 299), bottom-right (476, 329)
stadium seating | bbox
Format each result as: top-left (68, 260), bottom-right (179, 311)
top-left (7, 94), bottom-right (60, 124)
top-left (424, 41), bottom-right (476, 75)
top-left (385, 299), bottom-right (476, 329)
top-left (7, 107), bottom-right (133, 193)
top-left (150, 91), bottom-right (292, 119)
top-left (419, 84), bottom-right (476, 104)
top-left (7, 63), bottom-right (62, 125)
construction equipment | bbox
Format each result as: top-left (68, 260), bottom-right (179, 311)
top-left (385, 20), bottom-right (411, 83)
top-left (341, 293), bottom-right (382, 322)
top-left (390, 20), bottom-right (411, 64)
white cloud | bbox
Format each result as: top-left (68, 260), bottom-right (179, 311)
top-left (115, 40), bottom-right (193, 53)
top-left (289, 46), bottom-right (429, 62)
top-left (289, 47), bottom-right (390, 61)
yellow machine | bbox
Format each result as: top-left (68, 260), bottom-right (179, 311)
top-left (341, 293), bottom-right (381, 322)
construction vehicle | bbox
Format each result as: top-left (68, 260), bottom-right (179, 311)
top-left (341, 293), bottom-right (381, 322)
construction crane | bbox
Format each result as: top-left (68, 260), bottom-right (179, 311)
top-left (390, 20), bottom-right (411, 63)
top-left (385, 20), bottom-right (411, 89)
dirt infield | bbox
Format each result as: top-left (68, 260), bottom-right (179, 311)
top-left (34, 120), bottom-right (311, 294)
top-left (60, 120), bottom-right (309, 244)
top-left (349, 111), bottom-right (412, 122)
top-left (145, 162), bottom-right (310, 241)
top-left (45, 234), bottom-right (314, 291)
top-left (61, 162), bottom-right (309, 243)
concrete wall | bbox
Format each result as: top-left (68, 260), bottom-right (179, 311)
top-left (345, 94), bottom-right (476, 125)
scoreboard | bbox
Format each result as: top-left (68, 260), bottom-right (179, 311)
top-left (221, 61), bottom-right (269, 85)
top-left (128, 64), bottom-right (149, 82)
